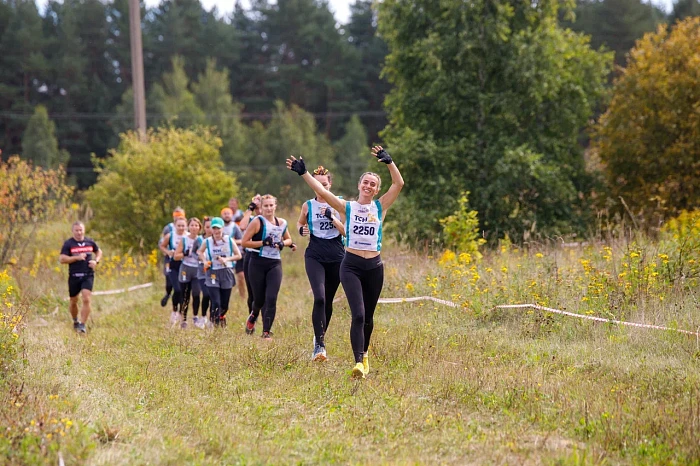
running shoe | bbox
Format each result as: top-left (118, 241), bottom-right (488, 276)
top-left (351, 362), bottom-right (365, 379)
top-left (261, 331), bottom-right (273, 340)
top-left (312, 344), bottom-right (327, 362)
top-left (362, 352), bottom-right (369, 374)
top-left (219, 316), bottom-right (227, 328)
top-left (193, 317), bottom-right (204, 329)
top-left (76, 323), bottom-right (87, 334)
top-left (245, 316), bottom-right (255, 335)
top-left (160, 293), bottom-right (170, 307)
top-left (180, 321), bottom-right (187, 329)
top-left (73, 320), bottom-right (80, 331)
top-left (169, 311), bottom-right (180, 325)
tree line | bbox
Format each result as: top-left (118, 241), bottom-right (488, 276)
top-left (1, 0), bottom-right (699, 244)
top-left (0, 0), bottom-right (389, 187)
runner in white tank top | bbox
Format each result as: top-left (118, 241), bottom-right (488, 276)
top-left (287, 145), bottom-right (404, 379)
top-left (174, 217), bottom-right (203, 329)
top-left (241, 194), bottom-right (293, 339)
top-left (160, 216), bottom-right (188, 326)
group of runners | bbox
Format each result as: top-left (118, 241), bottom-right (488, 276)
top-left (61, 146), bottom-right (403, 378)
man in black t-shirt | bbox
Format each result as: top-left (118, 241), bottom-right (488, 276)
top-left (59, 221), bottom-right (102, 334)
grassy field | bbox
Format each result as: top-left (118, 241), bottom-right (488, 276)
top-left (2, 220), bottom-right (700, 464)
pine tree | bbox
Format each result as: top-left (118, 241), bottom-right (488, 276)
top-left (333, 115), bottom-right (368, 193)
top-left (345, 0), bottom-right (390, 140)
top-left (22, 105), bottom-right (69, 169)
top-left (0, 0), bottom-right (47, 156)
top-left (670, 0), bottom-right (700, 23)
top-left (192, 59), bottom-right (248, 171)
top-left (149, 56), bottom-right (204, 127)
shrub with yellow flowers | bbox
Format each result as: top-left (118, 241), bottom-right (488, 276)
top-left (0, 269), bottom-right (22, 381)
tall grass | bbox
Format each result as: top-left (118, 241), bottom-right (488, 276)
top-left (1, 219), bottom-right (699, 464)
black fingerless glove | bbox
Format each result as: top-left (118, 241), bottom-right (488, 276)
top-left (299, 226), bottom-right (305, 236)
top-left (323, 208), bottom-right (333, 220)
top-left (248, 202), bottom-right (257, 212)
top-left (376, 149), bottom-right (393, 164)
top-left (276, 241), bottom-right (285, 250)
top-left (290, 158), bottom-right (307, 176)
top-left (262, 236), bottom-right (274, 247)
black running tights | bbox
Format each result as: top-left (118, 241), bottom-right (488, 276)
top-left (305, 257), bottom-right (341, 347)
top-left (339, 253), bottom-right (384, 363)
top-left (168, 261), bottom-right (183, 312)
top-left (208, 286), bottom-right (232, 322)
top-left (249, 255), bottom-right (283, 333)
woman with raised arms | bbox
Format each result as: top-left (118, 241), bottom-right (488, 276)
top-left (287, 146), bottom-right (404, 378)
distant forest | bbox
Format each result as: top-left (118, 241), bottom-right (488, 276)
top-left (0, 0), bottom-right (698, 187)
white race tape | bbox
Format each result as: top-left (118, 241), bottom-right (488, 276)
top-left (494, 303), bottom-right (700, 337)
top-left (78, 281), bottom-right (700, 338)
top-left (377, 295), bottom-right (699, 338)
top-left (378, 296), bottom-right (459, 308)
top-left (91, 282), bottom-right (153, 296)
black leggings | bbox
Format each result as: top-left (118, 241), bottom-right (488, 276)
top-left (243, 251), bottom-right (256, 315)
top-left (198, 278), bottom-right (210, 317)
top-left (164, 259), bottom-right (172, 295)
top-left (180, 278), bottom-right (201, 320)
top-left (249, 255), bottom-right (283, 333)
top-left (339, 253), bottom-right (384, 363)
top-left (208, 286), bottom-right (232, 322)
top-left (167, 261), bottom-right (183, 312)
top-left (305, 257), bottom-right (341, 347)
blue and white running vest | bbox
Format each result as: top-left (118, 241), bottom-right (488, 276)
top-left (168, 232), bottom-right (184, 254)
top-left (344, 200), bottom-right (382, 251)
top-left (306, 198), bottom-right (341, 239)
top-left (204, 235), bottom-right (235, 270)
top-left (181, 235), bottom-right (201, 267)
top-left (257, 216), bottom-right (288, 259)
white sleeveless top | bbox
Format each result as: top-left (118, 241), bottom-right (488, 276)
top-left (168, 232), bottom-right (184, 252)
top-left (257, 216), bottom-right (288, 260)
top-left (306, 198), bottom-right (341, 240)
top-left (204, 235), bottom-right (235, 270)
top-left (344, 200), bottom-right (382, 251)
top-left (181, 235), bottom-right (201, 267)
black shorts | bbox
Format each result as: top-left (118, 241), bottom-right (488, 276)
top-left (69, 275), bottom-right (94, 298)
top-left (235, 254), bottom-right (245, 274)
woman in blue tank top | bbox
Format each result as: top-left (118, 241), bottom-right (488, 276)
top-left (287, 146), bottom-right (404, 379)
top-left (296, 166), bottom-right (346, 362)
top-left (241, 194), bottom-right (293, 340)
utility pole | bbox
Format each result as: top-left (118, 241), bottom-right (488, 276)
top-left (128, 0), bottom-right (147, 139)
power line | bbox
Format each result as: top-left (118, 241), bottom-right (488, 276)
top-left (0, 110), bottom-right (387, 121)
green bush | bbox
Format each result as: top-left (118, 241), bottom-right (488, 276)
top-left (86, 127), bottom-right (238, 251)
top-left (439, 192), bottom-right (485, 258)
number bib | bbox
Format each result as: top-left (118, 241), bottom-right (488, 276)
top-left (181, 235), bottom-right (201, 267)
top-left (257, 216), bottom-right (288, 259)
top-left (306, 199), bottom-right (340, 239)
top-left (345, 200), bottom-right (382, 251)
top-left (205, 235), bottom-right (235, 270)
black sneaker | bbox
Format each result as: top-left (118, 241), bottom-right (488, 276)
top-left (160, 294), bottom-right (170, 307)
top-left (73, 321), bottom-right (80, 331)
top-left (77, 323), bottom-right (87, 334)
